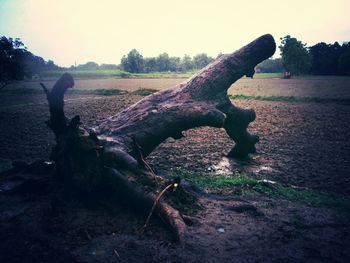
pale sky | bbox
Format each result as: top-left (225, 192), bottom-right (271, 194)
top-left (0, 0), bottom-right (349, 67)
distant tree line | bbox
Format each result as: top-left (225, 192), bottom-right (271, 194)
top-left (68, 50), bottom-right (215, 73)
top-left (258, 36), bottom-right (350, 76)
top-left (69, 61), bottom-right (120, 70)
top-left (0, 36), bottom-right (60, 88)
top-left (277, 35), bottom-right (350, 76)
top-left (1, 34), bottom-right (350, 87)
top-left (120, 49), bottom-right (214, 73)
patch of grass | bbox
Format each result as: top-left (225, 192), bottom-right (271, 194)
top-left (189, 174), bottom-right (350, 210)
top-left (40, 70), bottom-right (132, 79)
top-left (192, 174), bottom-right (258, 188)
top-left (229, 94), bottom-right (350, 105)
top-left (131, 88), bottom-right (158, 96)
top-left (133, 72), bottom-right (192, 79)
top-left (247, 73), bottom-right (283, 79)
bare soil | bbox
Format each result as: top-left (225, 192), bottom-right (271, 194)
top-left (1, 89), bottom-right (350, 262)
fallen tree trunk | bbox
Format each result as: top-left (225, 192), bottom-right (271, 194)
top-left (43, 34), bottom-right (276, 241)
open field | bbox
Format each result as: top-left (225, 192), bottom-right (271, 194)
top-left (4, 74), bottom-right (350, 100)
top-left (39, 70), bottom-right (196, 79)
top-left (1, 76), bottom-right (350, 262)
top-left (39, 70), bottom-right (282, 80)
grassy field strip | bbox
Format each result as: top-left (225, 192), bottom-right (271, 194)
top-left (229, 94), bottom-right (350, 104)
top-left (38, 70), bottom-right (283, 80)
top-left (186, 173), bottom-right (350, 210)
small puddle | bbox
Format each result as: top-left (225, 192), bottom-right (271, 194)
top-left (253, 165), bottom-right (274, 174)
top-left (211, 157), bottom-right (276, 176)
top-left (211, 157), bottom-right (234, 175)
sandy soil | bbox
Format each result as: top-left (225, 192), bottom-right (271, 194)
top-left (0, 91), bottom-right (350, 262)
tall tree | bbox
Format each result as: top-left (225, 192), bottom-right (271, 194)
top-left (121, 49), bottom-right (144, 73)
top-left (1, 36), bottom-right (60, 89)
top-left (279, 35), bottom-right (311, 75)
top-left (0, 36), bottom-right (27, 87)
top-left (156, 53), bottom-right (171, 72)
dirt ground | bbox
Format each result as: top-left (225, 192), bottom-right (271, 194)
top-left (1, 84), bottom-right (350, 262)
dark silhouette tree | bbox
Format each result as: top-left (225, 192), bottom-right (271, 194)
top-left (309, 42), bottom-right (343, 75)
top-left (338, 44), bottom-right (350, 75)
top-left (0, 36), bottom-right (60, 89)
top-left (0, 36), bottom-right (27, 88)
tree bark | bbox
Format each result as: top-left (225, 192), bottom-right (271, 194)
top-left (44, 34), bottom-right (276, 241)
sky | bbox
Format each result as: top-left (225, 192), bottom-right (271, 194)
top-left (0, 0), bottom-right (349, 67)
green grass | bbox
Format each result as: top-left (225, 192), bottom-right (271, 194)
top-left (38, 70), bottom-right (286, 80)
top-left (186, 173), bottom-right (350, 210)
top-left (39, 70), bottom-right (132, 79)
top-left (39, 70), bottom-right (192, 79)
top-left (229, 94), bottom-right (350, 104)
top-left (246, 73), bottom-right (283, 79)
top-left (192, 174), bottom-right (258, 189)
top-left (133, 72), bottom-right (192, 78)
top-left (131, 88), bottom-right (158, 96)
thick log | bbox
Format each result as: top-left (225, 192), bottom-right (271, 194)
top-left (95, 34), bottom-right (275, 159)
top-left (44, 34), bottom-right (276, 241)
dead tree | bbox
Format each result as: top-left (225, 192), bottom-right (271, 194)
top-left (43, 34), bottom-right (276, 241)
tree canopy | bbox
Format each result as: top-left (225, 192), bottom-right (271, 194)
top-left (279, 35), bottom-right (311, 75)
top-left (0, 36), bottom-right (60, 87)
top-left (309, 41), bottom-right (350, 75)
top-left (120, 49), bottom-right (144, 73)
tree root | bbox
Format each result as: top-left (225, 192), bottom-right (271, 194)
top-left (105, 167), bottom-right (186, 242)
